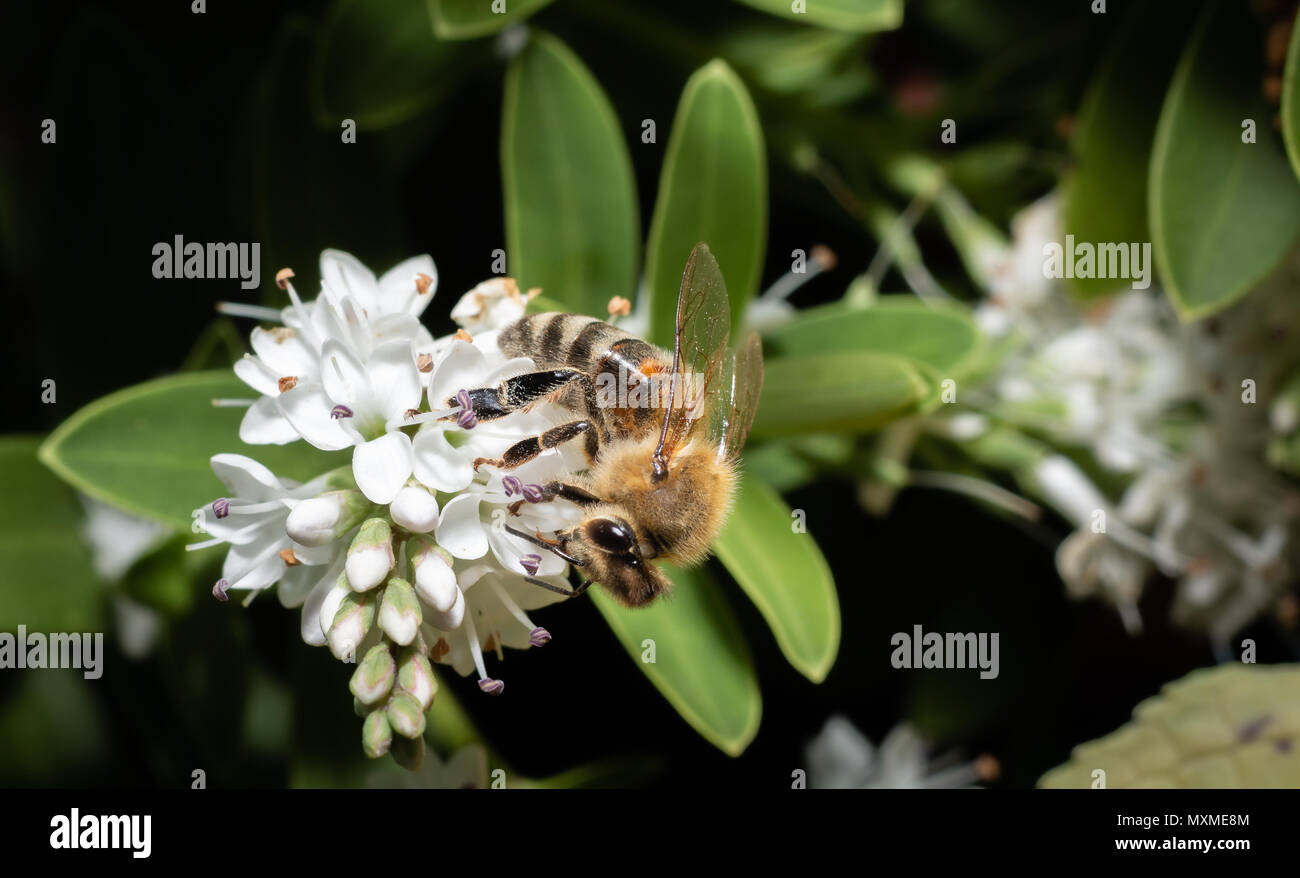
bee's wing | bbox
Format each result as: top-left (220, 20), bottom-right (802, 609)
top-left (653, 243), bottom-right (730, 470)
top-left (710, 331), bottom-right (764, 463)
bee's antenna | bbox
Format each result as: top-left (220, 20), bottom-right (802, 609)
top-left (504, 524), bottom-right (584, 566)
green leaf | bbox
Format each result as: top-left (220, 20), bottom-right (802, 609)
top-left (752, 352), bottom-right (929, 437)
top-left (646, 60), bottom-right (766, 345)
top-left (1282, 3), bottom-right (1300, 183)
top-left (1039, 663), bottom-right (1300, 788)
top-left (39, 372), bottom-right (340, 532)
top-left (714, 476), bottom-right (839, 682)
top-left (429, 0), bottom-right (554, 39)
top-left (762, 300), bottom-right (983, 379)
top-left (591, 565), bottom-right (761, 755)
top-left (1150, 0), bottom-right (1300, 320)
top-left (0, 437), bottom-right (103, 632)
top-left (312, 0), bottom-right (474, 129)
top-left (732, 0), bottom-right (903, 32)
top-left (1062, 0), bottom-right (1191, 299)
top-left (502, 31), bottom-right (639, 317)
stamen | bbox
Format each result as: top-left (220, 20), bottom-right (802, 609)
top-left (430, 638), bottom-right (450, 661)
top-left (454, 329), bottom-right (473, 343)
top-left (213, 498), bottom-right (230, 519)
top-left (519, 553), bottom-right (541, 576)
top-left (278, 376), bottom-right (299, 393)
top-left (331, 405), bottom-right (354, 419)
top-left (212, 579), bottom-right (230, 602)
top-left (275, 267), bottom-right (295, 289)
top-left (217, 302), bottom-right (283, 322)
top-left (279, 548), bottom-right (301, 567)
top-left (281, 277), bottom-right (323, 349)
top-left (226, 500), bottom-right (287, 515)
top-left (211, 398), bottom-right (255, 408)
top-left (457, 407), bottom-right (477, 429)
top-left (761, 244), bottom-right (837, 303)
top-left (186, 536), bottom-right (226, 552)
top-left (416, 353), bottom-right (433, 373)
top-left (607, 295), bottom-right (632, 318)
top-left (478, 678), bottom-right (505, 695)
top-left (415, 273), bottom-right (434, 295)
top-left (386, 407), bottom-right (459, 430)
top-left (529, 627), bottom-right (552, 647)
top-left (486, 579), bottom-right (538, 632)
top-left (461, 613), bottom-right (491, 684)
top-left (522, 484), bottom-right (544, 503)
top-left (502, 475), bottom-right (522, 497)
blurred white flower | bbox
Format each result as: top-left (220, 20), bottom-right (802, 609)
top-left (806, 716), bottom-right (997, 789)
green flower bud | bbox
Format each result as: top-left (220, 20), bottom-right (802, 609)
top-left (286, 490), bottom-right (371, 546)
top-left (328, 590), bottom-right (377, 661)
top-left (409, 534), bottom-right (458, 613)
top-left (386, 689), bottom-right (426, 740)
top-left (350, 643), bottom-right (396, 706)
top-left (390, 732), bottom-right (425, 771)
top-left (346, 517), bottom-right (394, 592)
top-left (397, 647), bottom-right (438, 710)
top-left (379, 577), bottom-right (422, 646)
top-left (362, 708), bottom-right (392, 759)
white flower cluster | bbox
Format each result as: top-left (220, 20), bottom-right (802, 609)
top-left (966, 196), bottom-right (1300, 649)
top-left (805, 715), bottom-right (997, 789)
top-left (191, 251), bottom-right (585, 738)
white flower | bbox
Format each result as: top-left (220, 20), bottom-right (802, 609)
top-left (230, 250), bottom-right (439, 448)
top-left (189, 455), bottom-right (340, 612)
top-left (449, 277), bottom-right (537, 335)
top-left (806, 716), bottom-right (997, 789)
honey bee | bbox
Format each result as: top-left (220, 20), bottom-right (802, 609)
top-left (453, 242), bottom-right (763, 607)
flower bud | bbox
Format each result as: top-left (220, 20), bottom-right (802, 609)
top-left (386, 689), bottom-right (426, 739)
top-left (346, 517), bottom-right (394, 591)
top-left (378, 577), bottom-right (422, 646)
top-left (409, 535), bottom-right (459, 612)
top-left (428, 586), bottom-right (465, 631)
top-left (286, 490), bottom-right (369, 546)
top-left (397, 647), bottom-right (438, 710)
top-left (350, 643), bottom-right (395, 706)
top-left (389, 732), bottom-right (425, 771)
top-left (327, 590), bottom-right (376, 661)
top-left (390, 484), bottom-right (439, 533)
top-left (362, 708), bottom-right (393, 759)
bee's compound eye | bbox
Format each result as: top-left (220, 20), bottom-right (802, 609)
top-left (586, 518), bottom-right (636, 554)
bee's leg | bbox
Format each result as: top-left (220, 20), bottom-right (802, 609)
top-left (457, 369), bottom-right (597, 422)
top-left (474, 419), bottom-right (598, 472)
top-left (505, 480), bottom-right (602, 515)
top-left (523, 576), bottom-right (591, 599)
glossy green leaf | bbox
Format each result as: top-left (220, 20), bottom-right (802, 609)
top-left (732, 0), bottom-right (903, 32)
top-left (1150, 0), bottom-right (1300, 320)
top-left (39, 372), bottom-right (340, 532)
top-left (1039, 664), bottom-right (1300, 788)
top-left (1062, 0), bottom-right (1190, 299)
top-left (752, 352), bottom-right (929, 437)
top-left (312, 0), bottom-right (473, 129)
top-left (502, 31), bottom-right (639, 316)
top-left (0, 437), bottom-right (103, 632)
top-left (429, 0), bottom-right (554, 39)
top-left (591, 565), bottom-right (761, 755)
top-left (762, 300), bottom-right (983, 379)
top-left (1282, 3), bottom-right (1300, 183)
top-left (646, 60), bottom-right (766, 345)
top-left (714, 475), bottom-right (839, 682)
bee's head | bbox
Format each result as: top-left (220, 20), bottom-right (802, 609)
top-left (565, 514), bottom-right (669, 607)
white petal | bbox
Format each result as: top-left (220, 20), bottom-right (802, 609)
top-left (318, 573), bottom-right (351, 638)
top-left (233, 355), bottom-right (279, 397)
top-left (352, 432), bottom-right (413, 504)
top-left (321, 249), bottom-right (379, 310)
top-left (249, 325), bottom-right (317, 378)
top-left (434, 493), bottom-right (488, 559)
top-left (378, 254), bottom-right (437, 316)
top-left (412, 428), bottom-right (474, 492)
top-left (277, 562), bottom-right (319, 608)
top-left (276, 383), bottom-right (354, 451)
top-left (320, 339), bottom-right (370, 411)
top-left (427, 340), bottom-right (487, 409)
top-left (366, 339), bottom-right (423, 419)
top-left (428, 587), bottom-right (466, 631)
top-left (210, 454), bottom-right (283, 501)
top-left (239, 397), bottom-right (302, 445)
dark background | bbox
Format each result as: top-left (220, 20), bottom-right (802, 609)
top-left (1, 0), bottom-right (1288, 789)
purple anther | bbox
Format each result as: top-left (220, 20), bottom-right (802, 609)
top-left (529, 627), bottom-right (552, 647)
top-left (502, 475), bottom-right (523, 497)
top-left (457, 388), bottom-right (472, 409)
top-left (520, 553), bottom-right (542, 576)
top-left (522, 483), bottom-right (545, 503)
top-left (456, 409), bottom-right (478, 429)
top-left (212, 579), bottom-right (230, 602)
top-left (330, 404), bottom-right (354, 420)
top-left (478, 678), bottom-right (505, 696)
top-left (212, 498), bottom-right (230, 519)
